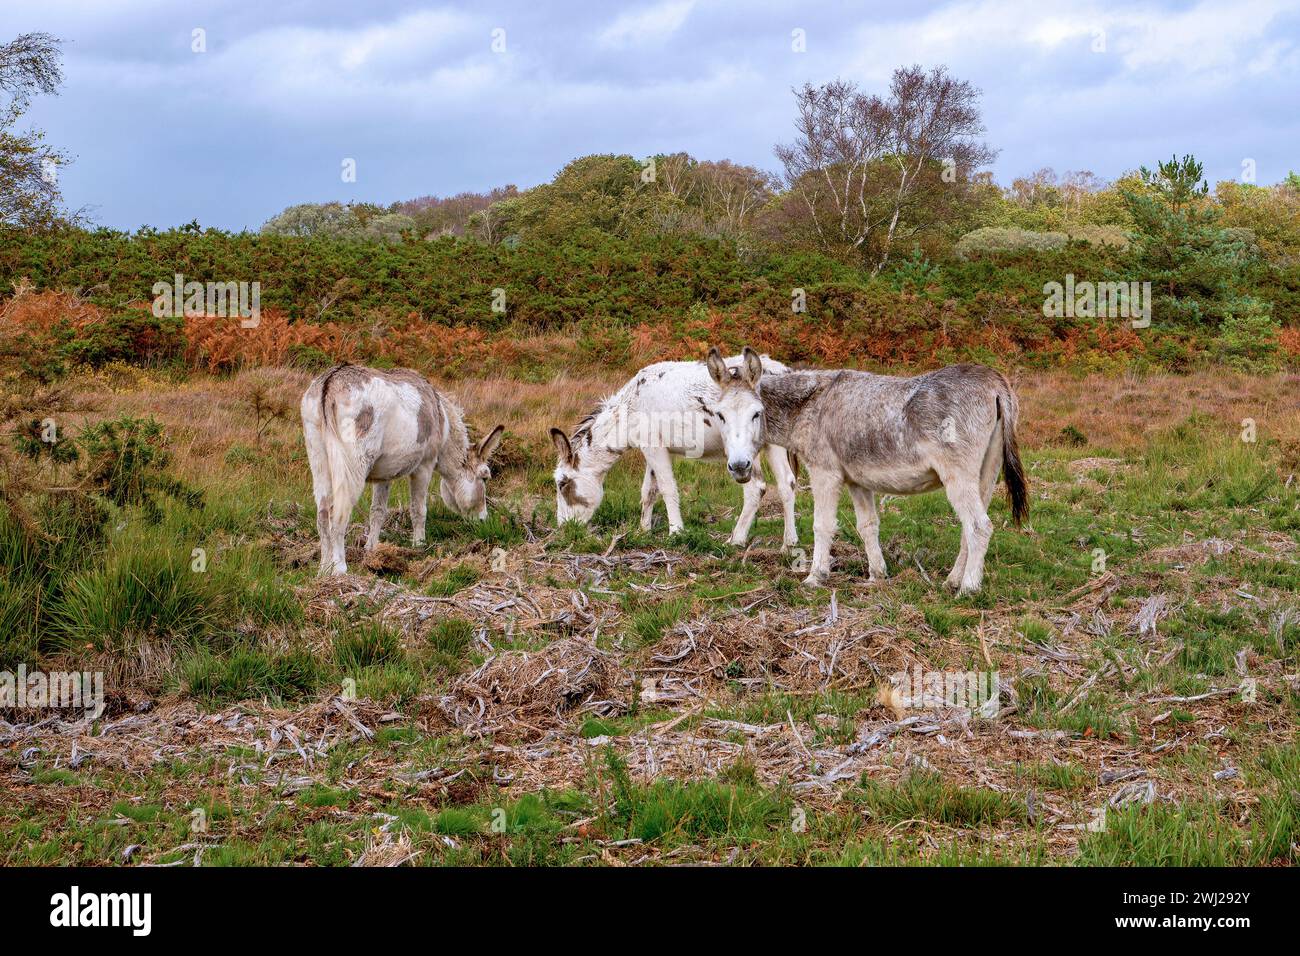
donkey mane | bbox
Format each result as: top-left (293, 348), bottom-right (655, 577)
top-left (755, 370), bottom-right (833, 441)
top-left (436, 391), bottom-right (472, 465)
top-left (569, 400), bottom-right (609, 445)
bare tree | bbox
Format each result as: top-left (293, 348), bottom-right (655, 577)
top-left (696, 160), bottom-right (774, 238)
top-left (655, 152), bottom-right (699, 204)
top-left (0, 33), bottom-right (69, 227)
top-left (774, 66), bottom-right (995, 270)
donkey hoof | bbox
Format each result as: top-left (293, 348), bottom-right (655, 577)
top-left (801, 573), bottom-right (828, 588)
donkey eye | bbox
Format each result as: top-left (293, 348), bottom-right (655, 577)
top-left (716, 413), bottom-right (725, 424)
top-left (751, 412), bottom-right (761, 421)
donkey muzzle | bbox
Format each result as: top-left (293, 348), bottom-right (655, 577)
top-left (728, 459), bottom-right (753, 483)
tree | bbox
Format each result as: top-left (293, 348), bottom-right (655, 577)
top-left (261, 202), bottom-right (361, 237)
top-left (497, 154), bottom-right (685, 242)
top-left (396, 186), bottom-right (517, 238)
top-left (1121, 154), bottom-right (1252, 321)
top-left (694, 160), bottom-right (774, 240)
top-left (0, 32), bottom-right (70, 227)
top-left (773, 66), bottom-right (995, 271)
top-left (1137, 154), bottom-right (1209, 213)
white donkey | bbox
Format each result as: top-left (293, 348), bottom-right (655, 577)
top-left (301, 364), bottom-right (504, 575)
top-left (704, 347), bottom-right (1027, 593)
top-left (549, 354), bottom-right (799, 548)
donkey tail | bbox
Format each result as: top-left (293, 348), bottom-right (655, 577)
top-left (318, 363), bottom-right (350, 439)
top-left (311, 364), bottom-right (368, 525)
top-left (995, 390), bottom-right (1029, 528)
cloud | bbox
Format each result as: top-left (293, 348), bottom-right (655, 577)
top-left (597, 1), bottom-right (695, 48)
top-left (6, 0), bottom-right (1298, 229)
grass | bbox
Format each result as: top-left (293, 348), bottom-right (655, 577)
top-left (852, 770), bottom-right (1029, 827)
top-left (2, 366), bottom-right (1299, 866)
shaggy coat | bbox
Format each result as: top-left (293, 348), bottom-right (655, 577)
top-left (706, 347), bottom-right (1027, 593)
top-left (301, 364), bottom-right (503, 575)
top-left (550, 354), bottom-right (799, 547)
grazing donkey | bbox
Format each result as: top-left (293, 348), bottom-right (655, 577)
top-left (301, 364), bottom-right (504, 575)
top-left (705, 347), bottom-right (1027, 593)
top-left (549, 354), bottom-right (799, 548)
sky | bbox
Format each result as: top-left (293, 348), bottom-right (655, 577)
top-left (4, 0), bottom-right (1299, 231)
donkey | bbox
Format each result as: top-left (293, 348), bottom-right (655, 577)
top-left (549, 354), bottom-right (799, 548)
top-left (301, 364), bottom-right (504, 575)
top-left (704, 347), bottom-right (1027, 593)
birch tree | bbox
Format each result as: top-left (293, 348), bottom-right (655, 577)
top-left (774, 66), bottom-right (995, 271)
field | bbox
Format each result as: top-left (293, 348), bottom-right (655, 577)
top-left (2, 362), bottom-right (1298, 867)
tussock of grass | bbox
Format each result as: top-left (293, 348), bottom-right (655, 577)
top-left (332, 620), bottom-right (406, 670)
top-left (181, 646), bottom-right (322, 704)
top-left (853, 771), bottom-right (1028, 827)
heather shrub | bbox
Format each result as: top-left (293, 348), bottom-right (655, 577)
top-left (954, 227), bottom-right (1069, 259)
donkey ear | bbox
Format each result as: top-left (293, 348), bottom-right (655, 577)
top-left (741, 346), bottom-right (763, 386)
top-left (705, 347), bottom-right (729, 387)
top-left (478, 424), bottom-right (505, 461)
top-left (549, 427), bottom-right (572, 463)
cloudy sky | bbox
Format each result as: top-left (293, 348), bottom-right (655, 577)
top-left (5, 0), bottom-right (1299, 231)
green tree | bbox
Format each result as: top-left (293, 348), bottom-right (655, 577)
top-left (1121, 154), bottom-right (1252, 322)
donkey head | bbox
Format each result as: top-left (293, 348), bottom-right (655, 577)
top-left (440, 425), bottom-right (505, 520)
top-left (704, 345), bottom-right (765, 484)
top-left (549, 427), bottom-right (604, 525)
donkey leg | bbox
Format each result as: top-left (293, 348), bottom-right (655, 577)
top-left (945, 478), bottom-right (993, 594)
top-left (804, 467), bottom-right (842, 587)
top-left (409, 463), bottom-right (433, 546)
top-left (729, 466), bottom-right (766, 545)
top-left (944, 424), bottom-right (1003, 589)
top-left (767, 446), bottom-right (799, 550)
top-left (365, 481), bottom-right (390, 551)
top-left (656, 454), bottom-right (685, 534)
top-left (979, 420), bottom-right (1003, 511)
top-left (945, 535), bottom-right (970, 591)
top-left (328, 471), bottom-right (368, 576)
top-left (303, 419), bottom-right (336, 576)
top-left (640, 449), bottom-right (667, 532)
top-left (316, 498), bottom-right (335, 575)
top-left (848, 485), bottom-right (887, 581)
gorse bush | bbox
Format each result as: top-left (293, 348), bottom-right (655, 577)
top-left (1212, 297), bottom-right (1282, 373)
top-left (57, 309), bottom-right (185, 369)
top-left (78, 415), bottom-right (203, 519)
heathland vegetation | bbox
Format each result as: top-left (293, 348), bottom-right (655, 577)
top-left (2, 43), bottom-right (1299, 383)
top-left (1, 33), bottom-right (1297, 866)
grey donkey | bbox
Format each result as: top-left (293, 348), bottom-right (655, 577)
top-left (703, 347), bottom-right (1028, 593)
